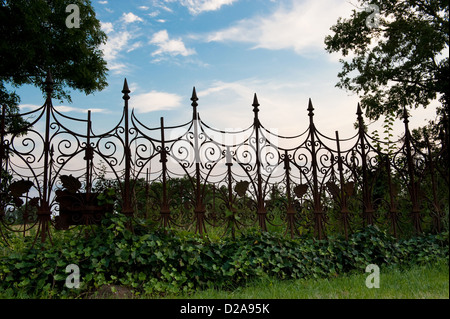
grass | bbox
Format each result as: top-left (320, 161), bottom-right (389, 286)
top-left (164, 260), bottom-right (449, 299)
top-left (4, 261), bottom-right (446, 299)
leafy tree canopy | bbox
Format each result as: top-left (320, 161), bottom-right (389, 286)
top-left (0, 0), bottom-right (108, 116)
top-left (325, 0), bottom-right (449, 122)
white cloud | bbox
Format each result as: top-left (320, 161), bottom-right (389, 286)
top-left (98, 11), bottom-right (147, 75)
top-left (204, 0), bottom-right (352, 55)
top-left (19, 104), bottom-right (107, 114)
top-left (127, 41), bottom-right (143, 53)
top-left (100, 30), bottom-right (133, 62)
top-left (154, 2), bottom-right (173, 13)
top-left (99, 29), bottom-right (137, 74)
top-left (148, 11), bottom-right (160, 17)
top-left (131, 91), bottom-right (183, 113)
top-left (107, 63), bottom-right (128, 74)
top-left (122, 12), bottom-right (144, 24)
top-left (98, 1), bottom-right (108, 4)
top-left (177, 0), bottom-right (238, 14)
top-left (150, 30), bottom-right (196, 57)
top-left (100, 21), bottom-right (114, 34)
top-left (157, 0), bottom-right (236, 15)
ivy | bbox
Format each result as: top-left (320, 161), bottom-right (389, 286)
top-left (0, 213), bottom-right (448, 298)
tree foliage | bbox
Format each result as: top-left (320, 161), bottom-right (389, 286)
top-left (0, 0), bottom-right (108, 113)
top-left (325, 0), bottom-right (449, 121)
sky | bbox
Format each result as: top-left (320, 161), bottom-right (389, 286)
top-left (16, 0), bottom-right (440, 143)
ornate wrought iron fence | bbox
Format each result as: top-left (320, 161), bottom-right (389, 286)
top-left (1, 73), bottom-right (448, 246)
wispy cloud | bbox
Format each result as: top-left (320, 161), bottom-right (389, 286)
top-left (121, 12), bottom-right (144, 24)
top-left (204, 0), bottom-right (352, 55)
top-left (19, 104), bottom-right (108, 114)
top-left (102, 29), bottom-right (133, 59)
top-left (131, 90), bottom-right (183, 113)
top-left (99, 12), bottom-right (144, 75)
top-left (152, 0), bottom-right (237, 15)
top-left (148, 11), bottom-right (160, 17)
top-left (178, 0), bottom-right (238, 15)
top-left (100, 21), bottom-right (114, 34)
top-left (149, 30), bottom-right (196, 58)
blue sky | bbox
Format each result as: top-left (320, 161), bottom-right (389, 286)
top-left (16, 0), bottom-right (439, 140)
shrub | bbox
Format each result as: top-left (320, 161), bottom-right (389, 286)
top-left (0, 213), bottom-right (448, 298)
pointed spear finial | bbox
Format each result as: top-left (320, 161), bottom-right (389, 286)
top-left (191, 87), bottom-right (199, 120)
top-left (252, 93), bottom-right (260, 114)
top-left (44, 71), bottom-right (54, 95)
top-left (356, 103), bottom-right (365, 132)
top-left (356, 102), bottom-right (363, 118)
top-left (307, 98), bottom-right (315, 126)
top-left (307, 98), bottom-right (314, 117)
top-left (191, 87), bottom-right (198, 107)
top-left (356, 103), bottom-right (364, 122)
top-left (122, 78), bottom-right (130, 100)
top-left (402, 106), bottom-right (409, 124)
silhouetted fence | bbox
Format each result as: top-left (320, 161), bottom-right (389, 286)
top-left (1, 74), bottom-right (448, 246)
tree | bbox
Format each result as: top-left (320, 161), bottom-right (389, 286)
top-left (0, 0), bottom-right (108, 128)
top-left (324, 0), bottom-right (449, 122)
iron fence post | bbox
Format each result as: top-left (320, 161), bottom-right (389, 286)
top-left (85, 110), bottom-right (93, 197)
top-left (253, 94), bottom-right (267, 232)
top-left (283, 150), bottom-right (297, 238)
top-left (191, 88), bottom-right (206, 235)
top-left (122, 79), bottom-right (133, 218)
top-left (385, 154), bottom-right (399, 238)
top-left (34, 72), bottom-right (55, 246)
top-left (225, 146), bottom-right (237, 239)
top-left (403, 107), bottom-right (422, 234)
top-left (308, 99), bottom-right (325, 239)
top-left (159, 117), bottom-right (170, 229)
top-left (335, 131), bottom-right (350, 240)
top-left (426, 138), bottom-right (442, 233)
top-left (356, 103), bottom-right (375, 227)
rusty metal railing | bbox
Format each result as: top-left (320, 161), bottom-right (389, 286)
top-left (1, 74), bottom-right (448, 246)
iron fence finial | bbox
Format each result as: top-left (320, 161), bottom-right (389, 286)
top-left (307, 98), bottom-right (315, 126)
top-left (252, 93), bottom-right (260, 113)
top-left (44, 71), bottom-right (54, 95)
top-left (402, 106), bottom-right (409, 124)
top-left (191, 87), bottom-right (198, 107)
top-left (122, 78), bottom-right (131, 100)
top-left (191, 87), bottom-right (199, 120)
top-left (357, 103), bottom-right (365, 129)
top-left (307, 98), bottom-right (314, 116)
top-left (356, 103), bottom-right (364, 121)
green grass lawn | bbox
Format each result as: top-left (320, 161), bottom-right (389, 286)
top-left (165, 260), bottom-right (449, 299)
